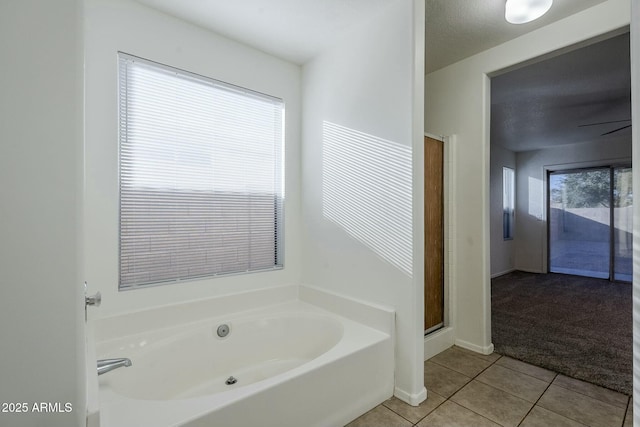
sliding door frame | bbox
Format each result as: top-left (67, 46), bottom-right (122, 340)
top-left (546, 163), bottom-right (632, 282)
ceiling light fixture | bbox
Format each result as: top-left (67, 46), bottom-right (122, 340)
top-left (505, 0), bottom-right (553, 24)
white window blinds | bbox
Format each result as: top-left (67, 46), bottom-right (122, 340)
top-left (118, 53), bottom-right (284, 290)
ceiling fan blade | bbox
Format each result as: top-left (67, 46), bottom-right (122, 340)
top-left (579, 119), bottom-right (631, 128)
top-left (601, 124), bottom-right (632, 136)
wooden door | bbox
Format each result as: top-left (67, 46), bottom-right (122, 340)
top-left (424, 136), bottom-right (444, 333)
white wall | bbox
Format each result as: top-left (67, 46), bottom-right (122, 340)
top-left (425, 0), bottom-right (630, 352)
top-left (84, 0), bottom-right (302, 318)
top-left (490, 144), bottom-right (516, 277)
top-left (515, 138), bottom-right (631, 273)
top-left (301, 0), bottom-right (426, 404)
top-left (0, 1), bottom-right (86, 426)
top-left (85, 0), bottom-right (426, 409)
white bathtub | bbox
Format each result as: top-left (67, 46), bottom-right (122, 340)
top-left (92, 288), bottom-right (394, 427)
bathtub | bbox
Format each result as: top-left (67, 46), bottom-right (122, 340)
top-left (91, 287), bottom-right (394, 427)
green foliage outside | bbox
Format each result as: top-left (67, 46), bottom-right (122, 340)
top-left (550, 168), bottom-right (632, 209)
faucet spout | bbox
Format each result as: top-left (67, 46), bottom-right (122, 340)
top-left (97, 358), bottom-right (132, 376)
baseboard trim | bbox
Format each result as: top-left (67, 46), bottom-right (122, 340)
top-left (394, 386), bottom-right (427, 406)
top-left (491, 268), bottom-right (516, 278)
top-left (424, 326), bottom-right (455, 360)
top-left (514, 267), bottom-right (544, 274)
top-left (455, 339), bottom-right (495, 355)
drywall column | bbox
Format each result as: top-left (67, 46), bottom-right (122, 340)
top-left (302, 0), bottom-right (426, 404)
top-left (631, 0), bottom-right (639, 424)
top-left (0, 1), bottom-right (86, 426)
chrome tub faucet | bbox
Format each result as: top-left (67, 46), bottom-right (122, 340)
top-left (97, 358), bottom-right (132, 376)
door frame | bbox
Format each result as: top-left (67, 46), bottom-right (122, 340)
top-left (546, 163), bottom-right (632, 281)
top-left (424, 134), bottom-right (444, 334)
top-left (541, 158), bottom-right (631, 277)
top-left (424, 132), bottom-right (458, 359)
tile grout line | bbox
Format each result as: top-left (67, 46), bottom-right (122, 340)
top-left (406, 366), bottom-right (503, 426)
top-left (352, 348), bottom-right (628, 427)
top-left (515, 372), bottom-right (559, 427)
top-left (491, 355), bottom-right (629, 410)
top-left (621, 397), bottom-right (631, 427)
top-left (427, 357), bottom-right (472, 377)
top-left (466, 351), bottom-right (502, 382)
top-left (446, 352), bottom-right (499, 401)
top-left (443, 399), bottom-right (511, 427)
top-left (429, 347), bottom-right (499, 379)
top-left (550, 380), bottom-right (631, 410)
top-left (381, 397), bottom-right (446, 427)
top-left (381, 404), bottom-right (418, 427)
top-left (454, 346), bottom-right (504, 367)
top-left (528, 376), bottom-right (619, 427)
top-left (429, 348), bottom-right (628, 427)
top-left (444, 350), bottom-right (501, 396)
top-left (495, 354), bottom-right (630, 410)
top-left (478, 356), bottom-right (626, 427)
top-left (450, 353), bottom-right (562, 427)
top-left (417, 350), bottom-right (505, 427)
top-left (444, 353), bottom-right (516, 426)
top-left (492, 358), bottom-right (556, 383)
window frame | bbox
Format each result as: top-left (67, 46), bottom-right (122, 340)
top-left (117, 52), bottom-right (285, 290)
top-left (503, 167), bottom-right (515, 240)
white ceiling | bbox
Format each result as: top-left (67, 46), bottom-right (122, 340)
top-left (425, 0), bottom-right (608, 73)
top-left (136, 0), bottom-right (610, 72)
top-left (134, 0), bottom-right (630, 153)
top-left (491, 32), bottom-right (631, 152)
top-left (135, 0), bottom-right (397, 64)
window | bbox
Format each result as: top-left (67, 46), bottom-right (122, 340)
top-left (503, 167), bottom-right (515, 240)
top-left (118, 53), bottom-right (284, 290)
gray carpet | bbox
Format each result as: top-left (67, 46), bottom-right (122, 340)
top-left (491, 271), bottom-right (632, 395)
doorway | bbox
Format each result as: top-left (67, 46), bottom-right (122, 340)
top-left (548, 166), bottom-right (632, 281)
top-left (424, 135), bottom-right (444, 334)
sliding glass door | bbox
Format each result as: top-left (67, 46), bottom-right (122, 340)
top-left (549, 166), bottom-right (632, 281)
top-left (613, 167), bottom-right (633, 281)
top-left (549, 168), bottom-right (610, 279)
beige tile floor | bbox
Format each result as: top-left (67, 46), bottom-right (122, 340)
top-left (346, 346), bottom-right (633, 427)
